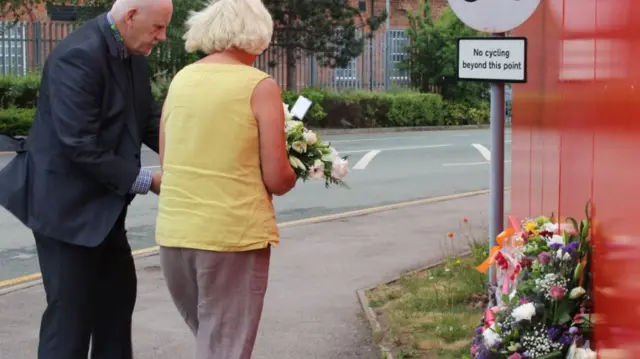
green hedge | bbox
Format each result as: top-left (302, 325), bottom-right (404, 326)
top-left (0, 76), bottom-right (489, 136)
top-left (282, 88), bottom-right (462, 128)
top-left (0, 108), bottom-right (35, 136)
top-left (0, 75), bottom-right (41, 109)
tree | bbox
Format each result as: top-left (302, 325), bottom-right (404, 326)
top-left (3, 0), bottom-right (386, 92)
top-left (404, 1), bottom-right (488, 103)
top-left (264, 0), bottom-right (387, 90)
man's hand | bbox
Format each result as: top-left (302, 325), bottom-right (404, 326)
top-left (151, 171), bottom-right (163, 195)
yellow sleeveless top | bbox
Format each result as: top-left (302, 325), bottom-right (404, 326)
top-left (155, 63), bottom-right (278, 252)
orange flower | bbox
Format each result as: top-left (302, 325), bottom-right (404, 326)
top-left (447, 232), bottom-right (454, 239)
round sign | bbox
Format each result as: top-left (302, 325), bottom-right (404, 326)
top-left (447, 0), bottom-right (542, 33)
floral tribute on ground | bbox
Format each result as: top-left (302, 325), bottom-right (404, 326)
top-left (283, 103), bottom-right (349, 188)
top-left (468, 203), bottom-right (595, 359)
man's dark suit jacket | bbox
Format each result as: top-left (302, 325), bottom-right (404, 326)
top-left (0, 13), bottom-right (161, 247)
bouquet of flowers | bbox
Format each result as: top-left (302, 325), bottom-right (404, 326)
top-left (469, 204), bottom-right (595, 359)
top-left (283, 102), bottom-right (349, 188)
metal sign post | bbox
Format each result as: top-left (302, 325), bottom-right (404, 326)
top-left (447, 0), bottom-right (540, 291)
top-left (488, 33), bottom-right (506, 285)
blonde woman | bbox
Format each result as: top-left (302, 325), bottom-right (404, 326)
top-left (155, 0), bottom-right (296, 358)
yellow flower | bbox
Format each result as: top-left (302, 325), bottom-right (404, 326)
top-left (455, 259), bottom-right (461, 265)
top-left (525, 221), bottom-right (537, 233)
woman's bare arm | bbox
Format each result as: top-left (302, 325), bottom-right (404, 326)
top-left (251, 77), bottom-right (297, 196)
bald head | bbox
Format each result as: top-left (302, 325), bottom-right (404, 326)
top-left (111, 0), bottom-right (173, 56)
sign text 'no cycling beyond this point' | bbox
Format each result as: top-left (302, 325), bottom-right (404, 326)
top-left (457, 37), bottom-right (527, 83)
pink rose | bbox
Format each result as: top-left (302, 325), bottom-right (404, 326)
top-left (508, 353), bottom-right (523, 359)
top-left (549, 285), bottom-right (566, 300)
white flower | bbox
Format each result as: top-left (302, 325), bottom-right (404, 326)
top-left (511, 302), bottom-right (536, 322)
top-left (302, 130), bottom-right (318, 145)
top-left (330, 157), bottom-right (349, 180)
top-left (556, 248), bottom-right (564, 259)
top-left (309, 160), bottom-right (325, 180)
top-left (283, 103), bottom-right (293, 121)
top-left (288, 155), bottom-right (306, 170)
top-left (322, 147), bottom-right (340, 162)
top-left (285, 119), bottom-right (302, 133)
top-left (541, 222), bottom-right (558, 233)
top-left (563, 252), bottom-right (572, 261)
top-left (482, 324), bottom-right (502, 347)
top-left (549, 234), bottom-right (565, 245)
top-left (573, 348), bottom-right (597, 359)
top-left (291, 141), bottom-right (307, 153)
top-left (569, 287), bottom-right (586, 299)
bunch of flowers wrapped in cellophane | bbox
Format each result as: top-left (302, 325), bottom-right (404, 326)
top-left (283, 103), bottom-right (349, 188)
top-left (468, 203), bottom-right (594, 359)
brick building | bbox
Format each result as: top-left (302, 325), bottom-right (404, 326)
top-left (1, 0), bottom-right (450, 91)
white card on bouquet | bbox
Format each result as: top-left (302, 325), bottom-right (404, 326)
top-left (290, 96), bottom-right (312, 120)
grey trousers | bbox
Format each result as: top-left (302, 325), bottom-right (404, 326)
top-left (159, 246), bottom-right (271, 359)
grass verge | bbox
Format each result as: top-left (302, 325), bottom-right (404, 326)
top-left (366, 223), bottom-right (490, 359)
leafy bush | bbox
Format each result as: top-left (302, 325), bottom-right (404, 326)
top-left (443, 101), bottom-right (490, 125)
top-left (0, 108), bottom-right (36, 136)
top-left (0, 74), bottom-right (41, 109)
top-left (284, 89), bottom-right (445, 128)
top-left (0, 74), bottom-right (490, 136)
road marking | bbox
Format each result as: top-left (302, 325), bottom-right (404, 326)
top-left (341, 144), bottom-right (451, 154)
top-left (442, 160), bottom-right (512, 167)
top-left (0, 188), bottom-right (502, 291)
top-left (352, 150), bottom-right (380, 170)
top-left (471, 144), bottom-right (491, 161)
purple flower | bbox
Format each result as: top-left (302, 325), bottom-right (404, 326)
top-left (562, 241), bottom-right (579, 255)
top-left (538, 251), bottom-right (552, 264)
top-left (550, 243), bottom-right (562, 251)
top-left (569, 326), bottom-right (579, 335)
top-left (547, 327), bottom-right (563, 341)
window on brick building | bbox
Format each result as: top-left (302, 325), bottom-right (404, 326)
top-left (0, 22), bottom-right (27, 75)
top-left (388, 30), bottom-right (409, 81)
top-left (333, 27), bottom-right (359, 81)
top-left (335, 57), bottom-right (358, 80)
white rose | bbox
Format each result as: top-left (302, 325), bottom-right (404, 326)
top-left (303, 130), bottom-right (318, 145)
top-left (309, 160), bottom-right (325, 180)
top-left (330, 157), bottom-right (349, 180)
top-left (511, 302), bottom-right (536, 322)
top-left (482, 324), bottom-right (502, 347)
top-left (541, 222), bottom-right (558, 233)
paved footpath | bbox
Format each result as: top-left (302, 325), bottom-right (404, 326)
top-left (0, 191), bottom-right (509, 359)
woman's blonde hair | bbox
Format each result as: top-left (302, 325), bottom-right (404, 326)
top-left (183, 0), bottom-right (273, 55)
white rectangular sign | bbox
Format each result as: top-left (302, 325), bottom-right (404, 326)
top-left (457, 37), bottom-right (527, 83)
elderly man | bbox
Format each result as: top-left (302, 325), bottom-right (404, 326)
top-left (0, 0), bottom-right (172, 358)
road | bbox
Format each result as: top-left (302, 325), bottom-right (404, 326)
top-left (0, 128), bottom-right (512, 282)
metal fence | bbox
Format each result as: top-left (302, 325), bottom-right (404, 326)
top-left (0, 20), bottom-right (411, 91)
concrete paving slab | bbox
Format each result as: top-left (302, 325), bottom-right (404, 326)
top-left (0, 192), bottom-right (509, 359)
